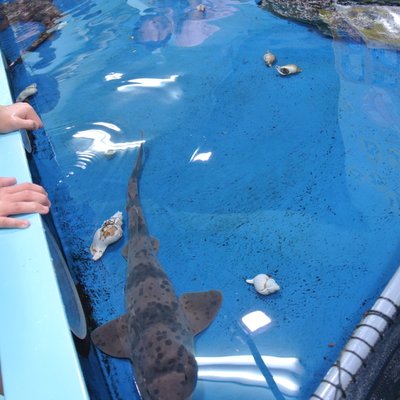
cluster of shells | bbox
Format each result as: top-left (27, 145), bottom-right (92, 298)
top-left (263, 51), bottom-right (301, 76)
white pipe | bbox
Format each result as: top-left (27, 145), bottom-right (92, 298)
top-left (311, 266), bottom-right (400, 400)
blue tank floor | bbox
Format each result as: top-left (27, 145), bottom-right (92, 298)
top-left (1, 0), bottom-right (400, 399)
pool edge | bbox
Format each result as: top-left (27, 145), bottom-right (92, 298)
top-left (0, 51), bottom-right (89, 400)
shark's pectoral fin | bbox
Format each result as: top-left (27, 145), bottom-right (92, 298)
top-left (91, 314), bottom-right (131, 359)
top-left (180, 290), bottom-right (223, 335)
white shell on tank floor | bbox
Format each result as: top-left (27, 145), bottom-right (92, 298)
top-left (263, 51), bottom-right (276, 67)
top-left (246, 274), bottom-right (280, 295)
top-left (16, 83), bottom-right (38, 102)
top-left (275, 64), bottom-right (302, 76)
top-left (90, 211), bottom-right (123, 260)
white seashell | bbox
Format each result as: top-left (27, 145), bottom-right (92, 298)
top-left (246, 274), bottom-right (280, 295)
top-left (90, 211), bottom-right (123, 260)
top-left (16, 83), bottom-right (38, 102)
top-left (263, 51), bottom-right (276, 67)
top-left (275, 64), bottom-right (302, 76)
top-left (196, 4), bottom-right (206, 12)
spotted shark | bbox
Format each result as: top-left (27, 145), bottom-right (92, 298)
top-left (92, 145), bottom-right (223, 400)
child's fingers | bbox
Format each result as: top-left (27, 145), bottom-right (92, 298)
top-left (0, 177), bottom-right (17, 187)
top-left (0, 216), bottom-right (30, 228)
top-left (13, 116), bottom-right (40, 131)
top-left (2, 182), bottom-right (48, 195)
top-left (5, 191), bottom-right (51, 207)
top-left (0, 201), bottom-right (49, 216)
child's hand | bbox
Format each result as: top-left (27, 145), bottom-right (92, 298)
top-left (0, 177), bottom-right (51, 228)
top-left (0, 103), bottom-right (43, 133)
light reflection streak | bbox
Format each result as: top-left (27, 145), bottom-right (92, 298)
top-left (75, 152), bottom-right (95, 162)
top-left (75, 160), bottom-right (87, 170)
top-left (197, 365), bottom-right (300, 394)
top-left (241, 310), bottom-right (271, 333)
top-left (105, 72), bottom-right (124, 81)
top-left (196, 355), bottom-right (302, 373)
top-left (93, 121), bottom-right (121, 131)
top-left (190, 147), bottom-right (212, 162)
top-left (72, 128), bottom-right (144, 169)
top-left (219, 310), bottom-right (302, 397)
top-left (117, 74), bottom-right (178, 92)
top-left (198, 369), bottom-right (267, 385)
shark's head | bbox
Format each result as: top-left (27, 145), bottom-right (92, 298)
top-left (139, 342), bottom-right (198, 400)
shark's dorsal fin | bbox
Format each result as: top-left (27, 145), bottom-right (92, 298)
top-left (91, 314), bottom-right (131, 359)
top-left (180, 290), bottom-right (223, 335)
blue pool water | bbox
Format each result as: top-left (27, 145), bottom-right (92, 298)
top-left (2, 0), bottom-right (400, 398)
